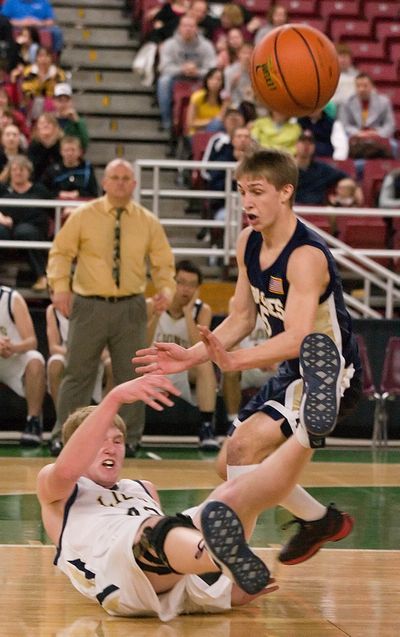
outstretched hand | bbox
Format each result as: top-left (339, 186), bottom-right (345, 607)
top-left (231, 578), bottom-right (279, 606)
top-left (112, 374), bottom-right (181, 411)
top-left (132, 342), bottom-right (193, 375)
top-left (198, 326), bottom-right (236, 371)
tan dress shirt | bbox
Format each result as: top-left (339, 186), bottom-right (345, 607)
top-left (47, 195), bottom-right (176, 298)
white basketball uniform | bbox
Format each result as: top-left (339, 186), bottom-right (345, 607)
top-left (55, 476), bottom-right (232, 621)
top-left (47, 307), bottom-right (105, 403)
top-left (0, 286), bottom-right (44, 396)
top-left (240, 315), bottom-right (275, 390)
top-left (153, 300), bottom-right (203, 403)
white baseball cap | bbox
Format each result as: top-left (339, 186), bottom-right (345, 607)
top-left (54, 83), bottom-right (72, 97)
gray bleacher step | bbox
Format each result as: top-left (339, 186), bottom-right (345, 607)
top-left (71, 70), bottom-right (149, 94)
top-left (86, 141), bottom-right (168, 166)
top-left (55, 7), bottom-right (131, 27)
top-left (74, 92), bottom-right (159, 116)
top-left (85, 116), bottom-right (167, 141)
top-left (62, 47), bottom-right (135, 70)
top-left (62, 26), bottom-right (138, 48)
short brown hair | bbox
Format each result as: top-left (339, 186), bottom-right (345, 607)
top-left (236, 148), bottom-right (298, 201)
top-left (62, 405), bottom-right (127, 445)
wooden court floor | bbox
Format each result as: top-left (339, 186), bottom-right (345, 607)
top-left (1, 449), bottom-right (399, 637)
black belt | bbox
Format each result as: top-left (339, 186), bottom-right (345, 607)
top-left (80, 294), bottom-right (139, 303)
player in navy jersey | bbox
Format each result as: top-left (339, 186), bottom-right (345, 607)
top-left (134, 148), bottom-right (362, 565)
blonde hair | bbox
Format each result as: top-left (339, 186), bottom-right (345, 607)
top-left (62, 405), bottom-right (127, 445)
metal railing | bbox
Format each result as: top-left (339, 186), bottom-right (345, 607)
top-left (1, 158), bottom-right (399, 318)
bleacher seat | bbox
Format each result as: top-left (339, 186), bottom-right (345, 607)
top-left (364, 1), bottom-right (399, 26)
top-left (362, 159), bottom-right (399, 207)
top-left (336, 215), bottom-right (389, 266)
top-left (172, 79), bottom-right (201, 139)
top-left (238, 0), bottom-right (267, 18)
top-left (281, 0), bottom-right (321, 18)
top-left (301, 213), bottom-right (333, 235)
top-left (350, 40), bottom-right (386, 63)
top-left (375, 21), bottom-right (400, 55)
top-left (320, 0), bottom-right (360, 20)
top-left (355, 333), bottom-right (377, 399)
top-left (297, 17), bottom-right (327, 32)
top-left (190, 130), bottom-right (214, 189)
top-left (357, 62), bottom-right (398, 85)
top-left (329, 18), bottom-right (373, 42)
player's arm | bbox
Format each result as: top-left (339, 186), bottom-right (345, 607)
top-left (9, 292), bottom-right (37, 354)
top-left (46, 305), bottom-right (66, 356)
top-left (37, 375), bottom-right (181, 506)
top-left (133, 228), bottom-right (257, 374)
top-left (200, 245), bottom-right (329, 371)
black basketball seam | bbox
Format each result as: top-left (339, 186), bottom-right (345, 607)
top-left (274, 27), bottom-right (320, 111)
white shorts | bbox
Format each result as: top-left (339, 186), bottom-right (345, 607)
top-left (47, 354), bottom-right (105, 403)
top-left (167, 371), bottom-right (193, 404)
top-left (0, 350), bottom-right (44, 397)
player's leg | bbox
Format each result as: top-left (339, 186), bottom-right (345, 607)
top-left (19, 351), bottom-right (46, 446)
top-left (193, 361), bottom-right (219, 450)
top-left (47, 354), bottom-right (65, 406)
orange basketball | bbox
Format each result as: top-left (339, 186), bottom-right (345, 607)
top-left (250, 24), bottom-right (340, 117)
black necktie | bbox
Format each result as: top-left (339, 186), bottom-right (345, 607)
top-left (112, 207), bottom-right (124, 287)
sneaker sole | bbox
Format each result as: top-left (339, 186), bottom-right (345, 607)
top-left (279, 513), bottom-right (354, 565)
top-left (200, 500), bottom-right (270, 595)
top-left (20, 435), bottom-right (42, 447)
top-left (299, 333), bottom-right (344, 437)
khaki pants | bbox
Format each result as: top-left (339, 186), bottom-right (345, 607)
top-left (53, 294), bottom-right (146, 446)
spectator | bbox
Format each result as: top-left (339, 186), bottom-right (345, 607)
top-left (147, 259), bottom-right (219, 450)
top-left (1, 0), bottom-right (64, 53)
top-left (185, 67), bottom-right (229, 139)
top-left (0, 154), bottom-right (51, 290)
top-left (340, 72), bottom-right (397, 159)
top-left (187, 0), bottom-right (219, 42)
top-left (328, 177), bottom-right (361, 208)
top-left (0, 86), bottom-right (30, 140)
top-left (215, 27), bottom-right (244, 70)
top-left (250, 109), bottom-right (301, 155)
top-left (20, 46), bottom-right (66, 121)
top-left (43, 135), bottom-right (98, 201)
top-left (46, 295), bottom-right (113, 431)
top-left (331, 43), bottom-right (359, 117)
top-left (15, 25), bottom-right (40, 66)
top-left (0, 123), bottom-right (26, 176)
top-left (145, 0), bottom-right (189, 45)
top-left (223, 301), bottom-right (278, 426)
top-left (156, 14), bottom-right (217, 133)
top-left (297, 107), bottom-right (335, 158)
top-left (378, 167), bottom-right (400, 209)
top-left (27, 112), bottom-right (63, 180)
top-left (0, 284), bottom-right (46, 446)
top-left (201, 107), bottom-right (245, 170)
top-left (0, 15), bottom-right (20, 72)
top-left (294, 130), bottom-right (356, 205)
top-left (46, 158), bottom-right (176, 457)
top-left (254, 3), bottom-right (289, 46)
top-left (52, 83), bottom-right (89, 150)
top-left (223, 42), bottom-right (256, 123)
top-left (212, 3), bottom-right (257, 45)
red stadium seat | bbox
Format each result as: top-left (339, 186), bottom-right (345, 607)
top-left (364, 1), bottom-right (399, 25)
top-left (320, 0), bottom-right (360, 20)
top-left (350, 40), bottom-right (386, 63)
top-left (238, 0), bottom-right (268, 18)
top-left (190, 131), bottom-right (214, 189)
top-left (380, 87), bottom-right (400, 111)
top-left (300, 213), bottom-right (333, 235)
top-left (355, 334), bottom-right (377, 399)
top-left (362, 159), bottom-right (399, 207)
top-left (329, 18), bottom-right (372, 42)
top-left (296, 17), bottom-right (328, 32)
top-left (375, 21), bottom-right (400, 54)
top-left (280, 0), bottom-right (321, 18)
top-left (380, 337), bottom-right (400, 397)
top-left (389, 42), bottom-right (400, 68)
top-left (336, 215), bottom-right (389, 266)
top-left (172, 80), bottom-right (201, 138)
top-left (357, 62), bottom-right (398, 85)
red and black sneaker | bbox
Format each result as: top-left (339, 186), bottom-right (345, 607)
top-left (278, 504), bottom-right (354, 565)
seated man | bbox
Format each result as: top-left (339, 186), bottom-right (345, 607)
top-left (36, 333), bottom-right (341, 620)
top-left (147, 259), bottom-right (219, 450)
top-left (0, 285), bottom-right (45, 446)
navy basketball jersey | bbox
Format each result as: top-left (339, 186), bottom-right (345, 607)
top-left (244, 220), bottom-right (361, 378)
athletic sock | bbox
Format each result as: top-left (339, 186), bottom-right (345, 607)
top-left (227, 464), bottom-right (258, 480)
top-left (280, 485), bottom-right (327, 521)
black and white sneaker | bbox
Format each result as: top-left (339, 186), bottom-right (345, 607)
top-left (200, 500), bottom-right (270, 595)
top-left (20, 416), bottom-right (42, 447)
top-left (198, 423), bottom-right (220, 451)
top-left (299, 333), bottom-right (344, 438)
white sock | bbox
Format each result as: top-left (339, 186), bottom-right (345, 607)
top-left (227, 464), bottom-right (258, 480)
top-left (280, 485), bottom-right (327, 521)
top-left (295, 420), bottom-right (311, 448)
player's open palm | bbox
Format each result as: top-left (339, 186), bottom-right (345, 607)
top-left (133, 342), bottom-right (192, 375)
top-left (113, 375), bottom-right (180, 410)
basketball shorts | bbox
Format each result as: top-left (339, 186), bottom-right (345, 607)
top-left (0, 350), bottom-right (44, 397)
top-left (235, 367), bottom-right (363, 438)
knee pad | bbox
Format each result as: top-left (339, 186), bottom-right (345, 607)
top-left (134, 513), bottom-right (196, 575)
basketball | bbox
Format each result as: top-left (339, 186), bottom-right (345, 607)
top-left (250, 24), bottom-right (340, 117)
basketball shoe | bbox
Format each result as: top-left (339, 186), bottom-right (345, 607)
top-left (278, 504), bottom-right (354, 565)
top-left (20, 416), bottom-right (42, 447)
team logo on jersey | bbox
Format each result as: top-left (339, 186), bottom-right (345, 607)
top-left (268, 276), bottom-right (284, 295)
